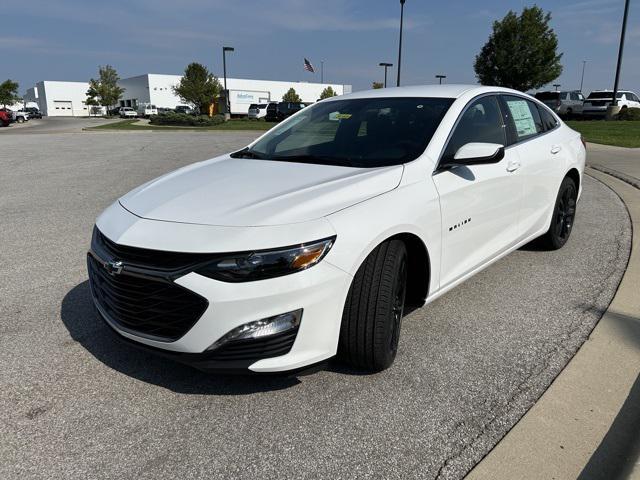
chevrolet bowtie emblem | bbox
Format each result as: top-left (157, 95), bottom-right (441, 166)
top-left (105, 260), bottom-right (124, 276)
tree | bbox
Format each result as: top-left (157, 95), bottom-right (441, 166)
top-left (474, 6), bottom-right (563, 92)
top-left (86, 65), bottom-right (125, 112)
top-left (372, 81), bottom-right (384, 89)
top-left (0, 79), bottom-right (20, 107)
top-left (319, 86), bottom-right (337, 99)
top-left (282, 88), bottom-right (302, 102)
top-left (173, 63), bottom-right (221, 114)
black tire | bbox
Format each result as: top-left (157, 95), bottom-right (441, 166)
top-left (540, 177), bottom-right (578, 250)
top-left (338, 239), bottom-right (408, 372)
top-left (566, 108), bottom-right (573, 120)
top-left (16, 117), bottom-right (24, 123)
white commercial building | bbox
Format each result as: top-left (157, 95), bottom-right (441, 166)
top-left (23, 81), bottom-right (104, 117)
top-left (118, 74), bottom-right (352, 115)
top-left (24, 74), bottom-right (352, 117)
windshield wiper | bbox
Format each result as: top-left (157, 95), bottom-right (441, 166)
top-left (230, 148), bottom-right (266, 159)
top-left (269, 154), bottom-right (357, 168)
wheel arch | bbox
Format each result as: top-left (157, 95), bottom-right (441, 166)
top-left (566, 167), bottom-right (581, 191)
top-left (385, 232), bottom-right (430, 308)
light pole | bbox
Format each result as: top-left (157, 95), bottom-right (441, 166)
top-left (553, 84), bottom-right (561, 91)
top-left (379, 62), bottom-right (393, 87)
top-left (222, 46), bottom-right (234, 117)
top-left (435, 74), bottom-right (446, 84)
top-left (612, 0), bottom-right (631, 108)
top-left (580, 60), bottom-right (587, 93)
top-left (396, 0), bottom-right (406, 87)
top-left (321, 61), bottom-right (324, 84)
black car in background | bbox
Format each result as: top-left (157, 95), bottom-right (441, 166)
top-left (265, 101), bottom-right (307, 122)
top-left (24, 107), bottom-right (42, 119)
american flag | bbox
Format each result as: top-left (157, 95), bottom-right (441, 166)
top-left (303, 58), bottom-right (315, 73)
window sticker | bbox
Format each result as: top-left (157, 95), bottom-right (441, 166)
top-left (329, 111), bottom-right (352, 121)
top-left (506, 99), bottom-right (537, 138)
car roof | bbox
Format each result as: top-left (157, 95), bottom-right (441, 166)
top-left (323, 84), bottom-right (526, 101)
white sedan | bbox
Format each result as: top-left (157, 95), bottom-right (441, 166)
top-left (88, 85), bottom-right (585, 374)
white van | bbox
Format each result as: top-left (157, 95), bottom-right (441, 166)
top-left (137, 104), bottom-right (158, 118)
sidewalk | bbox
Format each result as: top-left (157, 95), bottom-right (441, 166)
top-left (467, 144), bottom-right (640, 480)
top-left (588, 143), bottom-right (640, 188)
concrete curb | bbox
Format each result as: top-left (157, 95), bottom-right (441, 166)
top-left (466, 168), bottom-right (640, 480)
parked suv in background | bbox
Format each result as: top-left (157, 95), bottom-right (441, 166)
top-left (535, 91), bottom-right (584, 118)
top-left (265, 101), bottom-right (307, 122)
top-left (137, 104), bottom-right (158, 118)
top-left (175, 105), bottom-right (195, 115)
top-left (583, 90), bottom-right (640, 117)
top-left (248, 103), bottom-right (269, 119)
top-left (24, 107), bottom-right (42, 119)
top-left (119, 107), bottom-right (138, 118)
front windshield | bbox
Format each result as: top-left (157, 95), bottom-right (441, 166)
top-left (233, 97), bottom-right (454, 168)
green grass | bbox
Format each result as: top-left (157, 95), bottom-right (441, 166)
top-left (566, 120), bottom-right (640, 148)
top-left (85, 118), bottom-right (274, 132)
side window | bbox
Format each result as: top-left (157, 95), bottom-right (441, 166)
top-left (442, 96), bottom-right (506, 160)
top-left (502, 96), bottom-right (544, 142)
top-left (537, 105), bottom-right (559, 131)
top-left (570, 92), bottom-right (579, 101)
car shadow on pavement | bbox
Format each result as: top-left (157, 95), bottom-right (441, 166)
top-left (60, 281), bottom-right (302, 395)
top-left (577, 310), bottom-right (640, 480)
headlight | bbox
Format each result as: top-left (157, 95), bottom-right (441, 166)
top-left (195, 237), bottom-right (335, 282)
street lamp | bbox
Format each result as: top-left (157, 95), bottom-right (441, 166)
top-left (222, 46), bottom-right (234, 117)
top-left (580, 60), bottom-right (587, 93)
top-left (435, 74), bottom-right (446, 84)
top-left (553, 84), bottom-right (561, 91)
top-left (612, 0), bottom-right (631, 108)
top-left (379, 62), bottom-right (393, 87)
top-left (396, 0), bottom-right (406, 87)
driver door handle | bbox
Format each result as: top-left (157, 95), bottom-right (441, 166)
top-left (551, 145), bottom-right (562, 154)
top-left (506, 159), bottom-right (521, 172)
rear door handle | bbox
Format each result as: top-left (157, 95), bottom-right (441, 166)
top-left (551, 145), bottom-right (562, 154)
top-left (506, 160), bottom-right (520, 172)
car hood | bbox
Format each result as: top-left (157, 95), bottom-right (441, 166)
top-left (119, 156), bottom-right (404, 227)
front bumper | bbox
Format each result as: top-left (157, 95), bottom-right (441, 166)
top-left (89, 206), bottom-right (351, 373)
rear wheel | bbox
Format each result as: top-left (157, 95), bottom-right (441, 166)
top-left (338, 240), bottom-right (408, 372)
top-left (540, 177), bottom-right (578, 250)
top-left (16, 116), bottom-right (24, 123)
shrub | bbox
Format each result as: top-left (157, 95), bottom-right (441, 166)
top-left (150, 112), bottom-right (226, 126)
top-left (618, 107), bottom-right (640, 121)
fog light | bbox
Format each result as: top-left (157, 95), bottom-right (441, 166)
top-left (206, 309), bottom-right (302, 351)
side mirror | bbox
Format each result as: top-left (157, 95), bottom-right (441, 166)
top-left (453, 142), bottom-right (505, 165)
top-left (437, 142), bottom-right (505, 172)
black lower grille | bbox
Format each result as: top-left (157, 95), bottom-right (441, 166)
top-left (208, 328), bottom-right (299, 361)
top-left (88, 255), bottom-right (208, 341)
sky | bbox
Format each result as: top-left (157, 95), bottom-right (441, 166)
top-left (2, 0), bottom-right (639, 95)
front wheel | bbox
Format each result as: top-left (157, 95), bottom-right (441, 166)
top-left (539, 177), bottom-right (578, 250)
top-left (338, 240), bottom-right (408, 372)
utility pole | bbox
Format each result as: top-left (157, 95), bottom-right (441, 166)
top-left (379, 63), bottom-right (393, 88)
top-left (580, 60), bottom-right (587, 93)
top-left (222, 46), bottom-right (234, 118)
top-left (612, 0), bottom-right (631, 107)
top-left (397, 0), bottom-right (406, 87)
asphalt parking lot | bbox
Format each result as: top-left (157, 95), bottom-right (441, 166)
top-left (0, 123), bottom-right (632, 479)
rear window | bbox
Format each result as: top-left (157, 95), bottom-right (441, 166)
top-left (587, 92), bottom-right (623, 99)
top-left (535, 92), bottom-right (560, 101)
top-left (258, 104), bottom-right (268, 109)
top-left (249, 104), bottom-right (258, 109)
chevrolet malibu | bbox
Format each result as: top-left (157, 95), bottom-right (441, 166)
top-left (88, 85), bottom-right (585, 374)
